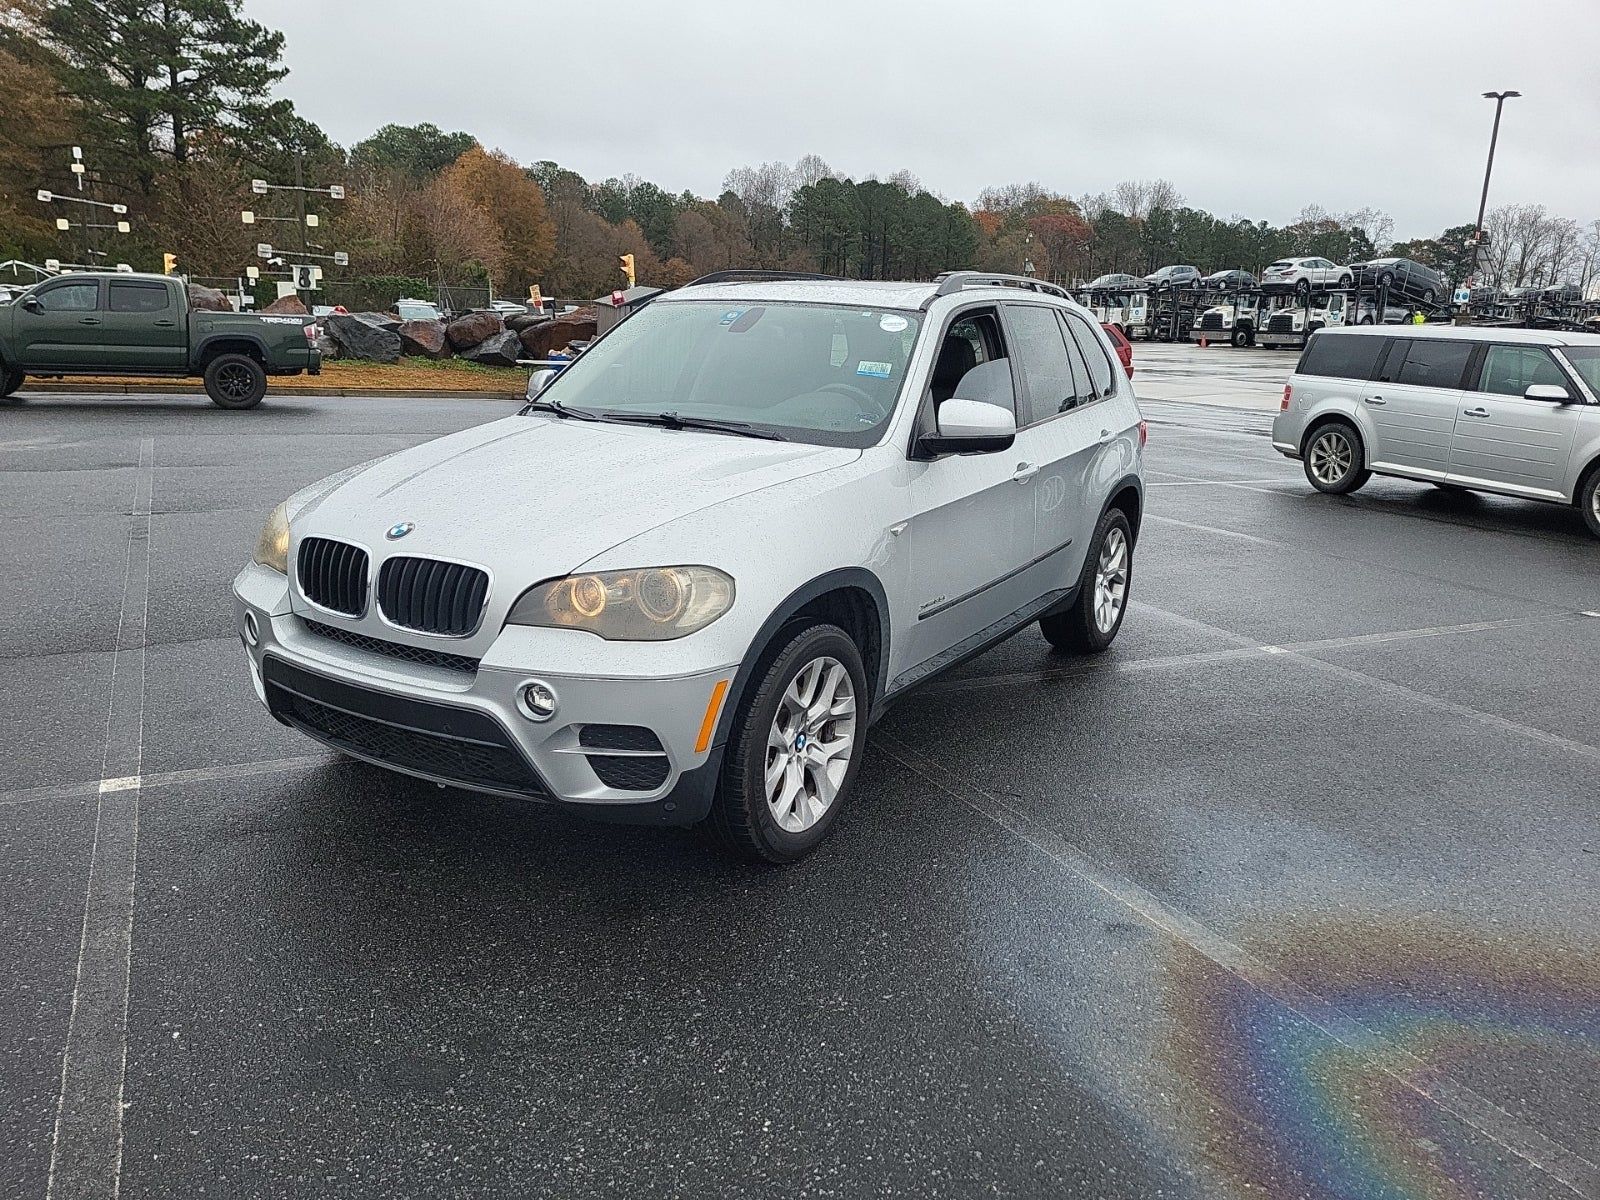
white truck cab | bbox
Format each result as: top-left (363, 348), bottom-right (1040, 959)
top-left (1258, 292), bottom-right (1348, 349)
top-left (1190, 294), bottom-right (1266, 347)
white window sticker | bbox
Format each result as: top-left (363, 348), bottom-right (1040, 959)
top-left (879, 314), bottom-right (909, 333)
top-left (856, 360), bottom-right (893, 379)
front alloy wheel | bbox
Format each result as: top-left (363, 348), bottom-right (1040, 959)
top-left (1303, 422), bottom-right (1371, 494)
top-left (765, 657), bottom-right (857, 834)
top-left (710, 623), bottom-right (868, 863)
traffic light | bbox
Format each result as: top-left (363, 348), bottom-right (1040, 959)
top-left (162, 252), bottom-right (178, 275)
top-left (619, 253), bottom-right (636, 288)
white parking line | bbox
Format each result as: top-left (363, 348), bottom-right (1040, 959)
top-left (47, 436), bottom-right (152, 1200)
top-left (877, 735), bottom-right (1600, 1198)
top-left (0, 754), bottom-right (342, 809)
top-left (916, 611), bottom-right (1591, 699)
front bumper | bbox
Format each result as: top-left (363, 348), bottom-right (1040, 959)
top-left (1256, 331), bottom-right (1306, 347)
top-left (1188, 327), bottom-right (1232, 342)
top-left (233, 564), bottom-right (736, 826)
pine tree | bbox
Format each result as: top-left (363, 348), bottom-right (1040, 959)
top-left (18, 0), bottom-right (289, 193)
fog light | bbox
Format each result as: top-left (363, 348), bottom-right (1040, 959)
top-left (518, 680), bottom-right (558, 722)
top-left (242, 610), bottom-right (260, 647)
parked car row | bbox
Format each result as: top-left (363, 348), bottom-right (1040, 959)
top-left (1084, 257), bottom-right (1455, 308)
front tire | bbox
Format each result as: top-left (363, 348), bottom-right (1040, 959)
top-left (1579, 468), bottom-right (1600, 539)
top-left (1231, 328), bottom-right (1248, 348)
top-left (709, 623), bottom-right (867, 864)
top-left (204, 353), bottom-right (267, 409)
top-left (1040, 507), bottom-right (1133, 655)
top-left (1303, 421), bottom-right (1371, 494)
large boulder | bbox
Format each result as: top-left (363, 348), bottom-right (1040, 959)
top-left (260, 294), bottom-right (308, 315)
top-left (445, 310), bottom-right (503, 350)
top-left (323, 312), bottom-right (402, 363)
top-left (314, 334), bottom-right (339, 359)
top-left (187, 284), bottom-right (233, 312)
top-left (396, 318), bottom-right (449, 359)
top-left (504, 312), bottom-right (544, 333)
top-left (517, 314), bottom-right (598, 360)
top-left (458, 330), bottom-right (523, 368)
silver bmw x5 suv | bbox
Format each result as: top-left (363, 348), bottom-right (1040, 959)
top-left (1273, 325), bottom-right (1600, 537)
top-left (234, 272), bottom-right (1146, 861)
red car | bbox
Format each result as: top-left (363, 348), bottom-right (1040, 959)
top-left (1101, 322), bottom-right (1134, 378)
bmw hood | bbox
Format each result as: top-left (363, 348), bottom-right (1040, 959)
top-left (289, 414), bottom-right (859, 584)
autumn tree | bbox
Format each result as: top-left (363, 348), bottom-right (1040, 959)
top-left (440, 146), bottom-right (555, 293)
top-left (0, 28), bottom-right (75, 261)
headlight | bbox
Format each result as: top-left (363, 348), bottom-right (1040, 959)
top-left (506, 566), bottom-right (734, 640)
top-left (252, 502), bottom-right (290, 574)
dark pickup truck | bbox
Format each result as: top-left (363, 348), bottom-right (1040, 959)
top-left (0, 272), bottom-right (319, 408)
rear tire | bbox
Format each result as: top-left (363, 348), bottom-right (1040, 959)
top-left (0, 367), bottom-right (22, 399)
top-left (1579, 467), bottom-right (1600, 539)
top-left (1303, 420), bottom-right (1371, 494)
top-left (204, 353), bottom-right (267, 409)
top-left (1040, 508), bottom-right (1133, 655)
top-left (709, 623), bottom-right (867, 864)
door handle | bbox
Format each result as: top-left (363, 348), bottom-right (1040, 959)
top-left (153, 319), bottom-right (176, 328)
top-left (1098, 428), bottom-right (1114, 443)
top-left (79, 317), bottom-right (101, 325)
top-left (1365, 395), bottom-right (1386, 406)
top-left (1463, 407), bottom-right (1490, 418)
top-left (1012, 462), bottom-right (1040, 483)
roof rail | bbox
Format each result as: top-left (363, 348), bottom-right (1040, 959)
top-left (681, 270), bottom-right (843, 288)
top-left (925, 271), bottom-right (1075, 308)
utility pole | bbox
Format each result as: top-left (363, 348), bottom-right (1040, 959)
top-left (245, 158), bottom-right (348, 309)
top-left (37, 147), bottom-right (133, 271)
top-left (1471, 90), bottom-right (1520, 283)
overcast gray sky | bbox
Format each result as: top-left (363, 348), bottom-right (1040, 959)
top-left (245, 0), bottom-right (1600, 240)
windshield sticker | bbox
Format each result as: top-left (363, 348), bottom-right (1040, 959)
top-left (856, 360), bottom-right (893, 379)
top-left (878, 314), bottom-right (909, 333)
top-left (719, 309), bottom-right (744, 325)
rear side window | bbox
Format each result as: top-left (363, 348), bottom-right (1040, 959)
top-left (1384, 339), bottom-right (1474, 389)
top-left (1298, 333), bottom-right (1386, 381)
top-left (1063, 313), bottom-right (1116, 399)
top-left (108, 282), bottom-right (171, 313)
top-left (1477, 345), bottom-right (1566, 396)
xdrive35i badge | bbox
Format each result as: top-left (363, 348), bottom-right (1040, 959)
top-left (386, 521), bottom-right (414, 540)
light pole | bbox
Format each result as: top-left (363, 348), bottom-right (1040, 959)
top-left (1471, 90), bottom-right (1520, 282)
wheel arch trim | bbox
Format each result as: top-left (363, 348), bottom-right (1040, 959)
top-left (712, 567), bottom-right (892, 748)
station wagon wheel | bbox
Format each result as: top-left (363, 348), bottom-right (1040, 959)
top-left (1303, 420), bottom-right (1371, 495)
top-left (203, 352), bottom-right (267, 409)
top-left (1580, 469), bottom-right (1600, 539)
top-left (709, 623), bottom-right (868, 863)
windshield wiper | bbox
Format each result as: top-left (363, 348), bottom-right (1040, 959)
top-left (597, 411), bottom-right (788, 441)
top-left (519, 399), bottom-right (600, 421)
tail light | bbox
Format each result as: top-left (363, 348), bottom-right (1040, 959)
top-left (303, 323), bottom-right (317, 343)
top-left (1138, 419), bottom-right (1149, 448)
top-left (1281, 384), bottom-right (1293, 411)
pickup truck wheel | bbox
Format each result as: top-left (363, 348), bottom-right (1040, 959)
top-left (1040, 508), bottom-right (1133, 655)
top-left (205, 354), bottom-right (267, 409)
top-left (0, 367), bottom-right (22, 399)
top-left (709, 623), bottom-right (867, 864)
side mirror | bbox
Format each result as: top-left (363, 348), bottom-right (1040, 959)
top-left (918, 398), bottom-right (1016, 456)
top-left (1524, 383), bottom-right (1570, 404)
top-left (525, 368), bottom-right (559, 400)
top-left (21, 296), bottom-right (41, 313)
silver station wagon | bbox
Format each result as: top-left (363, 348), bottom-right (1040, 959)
top-left (1272, 326), bottom-right (1600, 537)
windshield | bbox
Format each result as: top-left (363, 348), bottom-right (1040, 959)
top-left (536, 300), bottom-right (921, 447)
top-left (1560, 347), bottom-right (1600, 395)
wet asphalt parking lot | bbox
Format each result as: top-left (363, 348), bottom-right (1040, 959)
top-left (2, 344), bottom-right (1597, 1200)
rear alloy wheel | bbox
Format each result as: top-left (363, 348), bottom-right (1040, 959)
top-left (1295, 279), bottom-right (1311, 298)
top-left (1579, 469), bottom-right (1600, 539)
top-left (1378, 271), bottom-right (1395, 289)
top-left (710, 623), bottom-right (867, 863)
top-left (1338, 273), bottom-right (1353, 287)
top-left (1421, 288), bottom-right (1436, 306)
top-left (204, 353), bottom-right (267, 409)
top-left (1040, 507), bottom-right (1133, 655)
top-left (1303, 422), bottom-right (1371, 494)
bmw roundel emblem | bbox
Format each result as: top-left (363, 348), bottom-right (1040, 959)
top-left (386, 521), bottom-right (414, 540)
